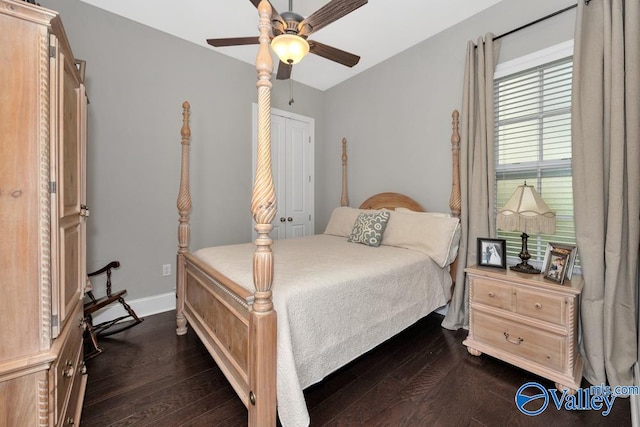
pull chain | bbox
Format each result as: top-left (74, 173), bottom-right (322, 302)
top-left (289, 78), bottom-right (294, 105)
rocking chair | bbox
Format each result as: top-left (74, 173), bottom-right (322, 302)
top-left (83, 261), bottom-right (143, 358)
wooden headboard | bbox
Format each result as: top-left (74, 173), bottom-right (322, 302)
top-left (359, 192), bottom-right (425, 211)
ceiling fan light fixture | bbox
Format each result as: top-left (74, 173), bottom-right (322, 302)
top-left (271, 34), bottom-right (309, 65)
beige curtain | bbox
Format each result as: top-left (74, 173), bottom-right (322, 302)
top-left (572, 0), bottom-right (639, 388)
top-left (443, 35), bottom-right (500, 330)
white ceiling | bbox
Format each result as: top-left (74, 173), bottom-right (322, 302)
top-left (78, 0), bottom-right (504, 91)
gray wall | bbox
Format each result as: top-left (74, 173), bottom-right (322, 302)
top-left (44, 0), bottom-right (575, 301)
top-left (44, 0), bottom-right (325, 299)
top-left (318, 0), bottom-right (576, 229)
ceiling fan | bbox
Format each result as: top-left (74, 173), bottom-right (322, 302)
top-left (206, 0), bottom-right (367, 80)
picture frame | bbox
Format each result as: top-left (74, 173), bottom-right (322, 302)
top-left (544, 250), bottom-right (570, 284)
top-left (542, 242), bottom-right (577, 280)
top-left (477, 238), bottom-right (507, 269)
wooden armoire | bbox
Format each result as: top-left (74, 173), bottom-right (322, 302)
top-left (0, 1), bottom-right (88, 425)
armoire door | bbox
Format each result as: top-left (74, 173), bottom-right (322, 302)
top-left (252, 106), bottom-right (314, 240)
top-left (50, 34), bottom-right (87, 336)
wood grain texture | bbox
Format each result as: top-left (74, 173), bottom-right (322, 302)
top-left (359, 192), bottom-right (425, 211)
top-left (176, 101), bottom-right (191, 336)
top-left (449, 109), bottom-right (461, 217)
top-left (340, 138), bottom-right (348, 207)
top-left (249, 2), bottom-right (277, 426)
top-left (0, 2), bottom-right (87, 425)
top-left (463, 266), bottom-right (584, 393)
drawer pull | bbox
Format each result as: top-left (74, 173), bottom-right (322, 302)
top-left (488, 292), bottom-right (495, 298)
top-left (534, 302), bottom-right (542, 309)
top-left (67, 417), bottom-right (75, 426)
top-left (503, 332), bottom-right (524, 345)
top-left (63, 361), bottom-right (75, 378)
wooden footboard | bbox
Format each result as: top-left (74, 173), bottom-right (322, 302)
top-left (181, 253), bottom-right (253, 405)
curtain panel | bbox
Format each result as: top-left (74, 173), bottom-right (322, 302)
top-left (572, 0), bottom-right (639, 388)
top-left (443, 35), bottom-right (500, 330)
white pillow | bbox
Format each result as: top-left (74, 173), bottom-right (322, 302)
top-left (382, 210), bottom-right (461, 267)
top-left (324, 206), bottom-right (363, 237)
top-left (394, 207), bottom-right (452, 218)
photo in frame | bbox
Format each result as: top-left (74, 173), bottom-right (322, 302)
top-left (477, 238), bottom-right (507, 269)
top-left (544, 250), bottom-right (569, 284)
top-left (542, 242), bottom-right (577, 280)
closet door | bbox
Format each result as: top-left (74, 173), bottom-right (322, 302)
top-left (282, 117), bottom-right (312, 238)
top-left (270, 114), bottom-right (287, 240)
top-left (252, 106), bottom-right (314, 240)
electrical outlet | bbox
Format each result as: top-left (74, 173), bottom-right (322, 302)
top-left (162, 264), bottom-right (171, 277)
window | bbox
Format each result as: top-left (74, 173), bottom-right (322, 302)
top-left (493, 42), bottom-right (577, 267)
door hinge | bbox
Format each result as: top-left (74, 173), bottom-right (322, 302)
top-left (309, 214), bottom-right (311, 221)
top-left (49, 45), bottom-right (56, 58)
top-left (309, 176), bottom-right (311, 183)
top-left (49, 181), bottom-right (56, 194)
top-left (51, 314), bottom-right (58, 327)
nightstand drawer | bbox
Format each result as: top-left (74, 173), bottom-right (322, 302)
top-left (473, 310), bottom-right (564, 372)
top-left (472, 277), bottom-right (512, 310)
top-left (515, 288), bottom-right (565, 326)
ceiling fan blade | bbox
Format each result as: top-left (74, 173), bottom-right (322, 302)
top-left (207, 36), bottom-right (259, 47)
top-left (308, 40), bottom-right (360, 67)
top-left (249, 0), bottom-right (285, 27)
top-left (299, 0), bottom-right (367, 36)
top-left (276, 61), bottom-right (292, 80)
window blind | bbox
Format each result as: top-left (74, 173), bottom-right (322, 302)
top-left (494, 56), bottom-right (577, 265)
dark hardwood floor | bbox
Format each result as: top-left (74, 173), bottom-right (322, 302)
top-left (81, 311), bottom-right (631, 426)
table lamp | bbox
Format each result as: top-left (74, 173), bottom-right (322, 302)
top-left (496, 182), bottom-right (556, 273)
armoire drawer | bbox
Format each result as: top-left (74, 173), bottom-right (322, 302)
top-left (60, 361), bottom-right (87, 427)
top-left (52, 309), bottom-right (85, 423)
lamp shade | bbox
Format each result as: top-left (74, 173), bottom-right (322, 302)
top-left (497, 183), bottom-right (556, 234)
top-left (270, 34), bottom-right (309, 65)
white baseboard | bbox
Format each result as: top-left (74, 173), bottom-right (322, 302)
top-left (91, 291), bottom-right (175, 325)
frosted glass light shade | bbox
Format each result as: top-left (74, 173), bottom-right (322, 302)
top-left (271, 34), bottom-right (309, 65)
top-left (497, 183), bottom-right (556, 234)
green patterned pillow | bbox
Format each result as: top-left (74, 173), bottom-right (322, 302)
top-left (348, 211), bottom-right (390, 247)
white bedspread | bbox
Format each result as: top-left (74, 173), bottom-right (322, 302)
top-left (194, 234), bottom-right (451, 427)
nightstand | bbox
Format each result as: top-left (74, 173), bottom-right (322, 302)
top-left (463, 265), bottom-right (584, 393)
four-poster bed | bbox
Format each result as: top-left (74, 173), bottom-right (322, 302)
top-left (175, 2), bottom-right (462, 426)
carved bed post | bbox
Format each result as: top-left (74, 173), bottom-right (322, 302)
top-left (449, 110), bottom-right (461, 218)
top-left (449, 109), bottom-right (461, 286)
top-left (341, 137), bottom-right (349, 207)
top-left (176, 101), bottom-right (192, 336)
top-left (249, 1), bottom-right (277, 425)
